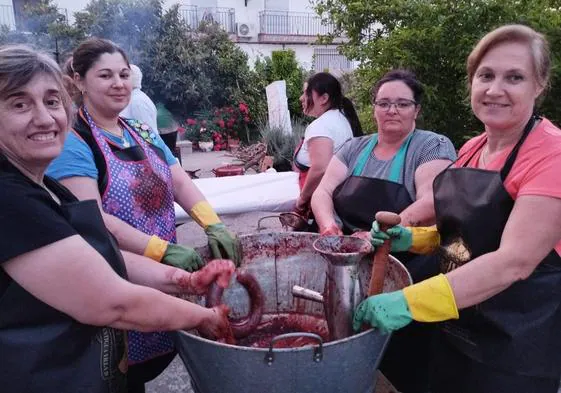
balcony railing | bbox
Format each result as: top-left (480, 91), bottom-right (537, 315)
top-left (0, 5), bottom-right (16, 30)
top-left (179, 5), bottom-right (236, 34)
top-left (259, 11), bottom-right (336, 36)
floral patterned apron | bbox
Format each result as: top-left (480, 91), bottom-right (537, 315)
top-left (83, 106), bottom-right (176, 365)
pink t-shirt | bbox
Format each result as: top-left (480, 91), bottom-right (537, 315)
top-left (455, 118), bottom-right (561, 253)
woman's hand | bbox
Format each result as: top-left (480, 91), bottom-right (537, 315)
top-left (187, 259), bottom-right (235, 295)
top-left (197, 304), bottom-right (235, 343)
top-left (320, 223), bottom-right (343, 236)
top-left (205, 224), bottom-right (242, 266)
top-left (353, 291), bottom-right (413, 334)
top-left (370, 221), bottom-right (412, 252)
top-left (162, 243), bottom-right (204, 272)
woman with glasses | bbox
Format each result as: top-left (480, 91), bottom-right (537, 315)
top-left (311, 69), bottom-right (455, 392)
top-left (362, 25), bottom-right (561, 393)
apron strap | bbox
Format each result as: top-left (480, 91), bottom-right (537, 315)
top-left (389, 131), bottom-right (415, 182)
top-left (352, 131), bottom-right (415, 183)
top-left (500, 115), bottom-right (538, 180)
top-left (352, 134), bottom-right (377, 176)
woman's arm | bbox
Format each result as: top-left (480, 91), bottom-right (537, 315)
top-left (296, 137), bottom-right (334, 211)
top-left (448, 195), bottom-right (561, 308)
top-left (2, 235), bottom-right (233, 332)
top-left (59, 176), bottom-right (152, 255)
top-left (122, 251), bottom-right (232, 295)
top-left (311, 155), bottom-right (349, 232)
top-left (399, 159), bottom-right (452, 226)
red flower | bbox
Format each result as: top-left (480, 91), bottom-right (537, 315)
top-left (226, 120), bottom-right (234, 129)
top-left (239, 102), bottom-right (249, 114)
top-left (244, 116), bottom-right (250, 123)
top-left (186, 118), bottom-right (197, 125)
top-left (177, 127), bottom-right (186, 134)
top-left (217, 119), bottom-right (225, 128)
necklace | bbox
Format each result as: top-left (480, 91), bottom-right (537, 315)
top-left (105, 125), bottom-right (130, 148)
top-left (479, 145), bottom-right (489, 168)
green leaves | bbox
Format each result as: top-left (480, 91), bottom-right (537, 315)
top-left (314, 0), bottom-right (561, 146)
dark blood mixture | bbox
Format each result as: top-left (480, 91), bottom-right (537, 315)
top-left (237, 313), bottom-right (329, 349)
top-left (315, 236), bottom-right (371, 255)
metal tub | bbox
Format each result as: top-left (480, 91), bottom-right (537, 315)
top-left (174, 232), bottom-right (412, 393)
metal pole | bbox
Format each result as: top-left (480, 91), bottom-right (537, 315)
top-left (54, 37), bottom-right (59, 64)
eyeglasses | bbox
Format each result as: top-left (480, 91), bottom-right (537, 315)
top-left (374, 99), bottom-right (417, 111)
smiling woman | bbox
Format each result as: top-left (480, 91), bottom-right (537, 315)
top-left (0, 45), bottom-right (235, 393)
top-left (0, 50), bottom-right (71, 179)
top-left (45, 38), bottom-right (242, 393)
top-left (359, 25), bottom-right (561, 393)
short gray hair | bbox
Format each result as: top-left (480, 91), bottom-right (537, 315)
top-left (0, 45), bottom-right (73, 127)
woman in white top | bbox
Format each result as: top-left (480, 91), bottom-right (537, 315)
top-left (293, 72), bottom-right (363, 225)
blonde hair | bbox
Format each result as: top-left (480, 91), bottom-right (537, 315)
top-left (467, 24), bottom-right (550, 91)
top-left (0, 45), bottom-right (73, 127)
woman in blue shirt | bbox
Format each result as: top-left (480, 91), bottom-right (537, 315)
top-left (48, 38), bottom-right (240, 393)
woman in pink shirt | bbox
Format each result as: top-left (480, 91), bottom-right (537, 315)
top-left (360, 24), bottom-right (561, 392)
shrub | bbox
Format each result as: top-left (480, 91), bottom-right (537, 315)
top-left (259, 118), bottom-right (306, 172)
top-left (180, 102), bottom-right (251, 149)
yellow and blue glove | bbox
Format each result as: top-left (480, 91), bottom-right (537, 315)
top-left (353, 274), bottom-right (459, 334)
top-left (370, 221), bottom-right (440, 255)
top-left (144, 236), bottom-right (204, 272)
top-left (189, 201), bottom-right (241, 266)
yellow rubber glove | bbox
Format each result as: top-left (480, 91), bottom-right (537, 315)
top-left (402, 274), bottom-right (459, 322)
top-left (409, 226), bottom-right (441, 254)
top-left (144, 235), bottom-right (168, 261)
top-left (189, 200), bottom-right (221, 229)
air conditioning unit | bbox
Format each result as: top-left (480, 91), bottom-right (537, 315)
top-left (237, 22), bottom-right (256, 37)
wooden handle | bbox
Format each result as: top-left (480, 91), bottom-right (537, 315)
top-left (368, 211), bottom-right (401, 295)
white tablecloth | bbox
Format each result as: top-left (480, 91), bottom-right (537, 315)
top-left (175, 171), bottom-right (300, 224)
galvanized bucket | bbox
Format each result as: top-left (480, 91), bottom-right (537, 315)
top-left (174, 232), bottom-right (412, 393)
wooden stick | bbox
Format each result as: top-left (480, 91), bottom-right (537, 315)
top-left (368, 211), bottom-right (401, 296)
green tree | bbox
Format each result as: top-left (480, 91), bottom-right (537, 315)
top-left (254, 50), bottom-right (306, 118)
top-left (314, 0), bottom-right (561, 146)
top-left (141, 6), bottom-right (259, 120)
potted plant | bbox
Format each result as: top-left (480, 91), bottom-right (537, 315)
top-left (198, 127), bottom-right (214, 152)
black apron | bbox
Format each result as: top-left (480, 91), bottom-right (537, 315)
top-left (333, 132), bottom-right (439, 392)
top-left (430, 116), bottom-right (561, 393)
top-left (0, 177), bottom-right (128, 393)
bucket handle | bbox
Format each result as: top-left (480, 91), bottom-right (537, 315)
top-left (264, 333), bottom-right (323, 366)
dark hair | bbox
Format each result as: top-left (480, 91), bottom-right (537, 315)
top-left (371, 69), bottom-right (424, 104)
top-left (306, 72), bottom-right (363, 137)
top-left (61, 55), bottom-right (80, 103)
top-left (71, 37), bottom-right (130, 78)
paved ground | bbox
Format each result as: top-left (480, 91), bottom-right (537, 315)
top-left (146, 150), bottom-right (284, 393)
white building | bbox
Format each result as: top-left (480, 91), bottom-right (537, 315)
top-left (2, 0), bottom-right (355, 72)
